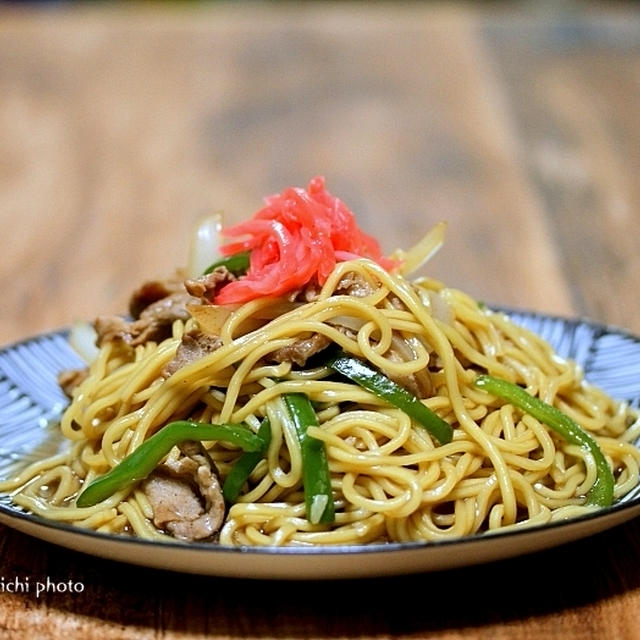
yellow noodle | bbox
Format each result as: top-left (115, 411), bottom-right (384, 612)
top-left (2, 257), bottom-right (639, 548)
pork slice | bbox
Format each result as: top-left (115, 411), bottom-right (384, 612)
top-left (95, 291), bottom-right (198, 348)
top-left (139, 291), bottom-right (194, 323)
top-left (94, 315), bottom-right (132, 346)
top-left (334, 272), bottom-right (375, 297)
top-left (269, 332), bottom-right (332, 367)
top-left (286, 281), bottom-right (322, 303)
top-left (129, 276), bottom-right (186, 320)
top-left (132, 291), bottom-right (197, 344)
top-left (142, 441), bottom-right (225, 542)
top-left (184, 267), bottom-right (236, 303)
top-left (162, 330), bottom-right (223, 377)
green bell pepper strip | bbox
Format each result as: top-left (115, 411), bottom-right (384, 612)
top-left (326, 351), bottom-right (453, 445)
top-left (473, 374), bottom-right (614, 507)
top-left (203, 251), bottom-right (251, 276)
top-left (76, 420), bottom-right (263, 508)
top-left (283, 393), bottom-right (335, 524)
top-left (222, 418), bottom-right (272, 503)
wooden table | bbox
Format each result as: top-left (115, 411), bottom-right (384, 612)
top-left (1, 2), bottom-right (640, 638)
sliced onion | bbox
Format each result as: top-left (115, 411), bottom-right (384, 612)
top-left (397, 221), bottom-right (447, 276)
top-left (427, 290), bottom-right (453, 325)
top-left (388, 334), bottom-right (433, 397)
top-left (414, 284), bottom-right (453, 325)
top-left (68, 321), bottom-right (100, 364)
top-left (187, 301), bottom-right (301, 336)
top-left (326, 315), bottom-right (366, 332)
top-left (187, 304), bottom-right (236, 335)
top-left (187, 213), bottom-right (223, 278)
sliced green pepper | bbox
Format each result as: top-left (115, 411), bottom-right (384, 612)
top-left (473, 374), bottom-right (614, 507)
top-left (203, 251), bottom-right (251, 276)
top-left (283, 393), bottom-right (335, 524)
top-left (76, 420), bottom-right (262, 508)
top-left (327, 351), bottom-right (453, 445)
top-left (222, 418), bottom-right (272, 503)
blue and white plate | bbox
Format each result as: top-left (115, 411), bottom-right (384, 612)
top-left (1, 310), bottom-right (639, 579)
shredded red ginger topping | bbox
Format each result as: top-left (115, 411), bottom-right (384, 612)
top-left (214, 176), bottom-right (399, 304)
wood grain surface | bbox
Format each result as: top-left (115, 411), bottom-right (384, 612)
top-left (1, 2), bottom-right (640, 638)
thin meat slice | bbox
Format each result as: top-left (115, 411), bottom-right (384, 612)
top-left (269, 332), bottom-right (332, 367)
top-left (129, 276), bottom-right (186, 320)
top-left (142, 441), bottom-right (226, 541)
top-left (334, 272), bottom-right (375, 298)
top-left (184, 267), bottom-right (236, 303)
top-left (95, 291), bottom-right (198, 348)
top-left (162, 329), bottom-right (223, 377)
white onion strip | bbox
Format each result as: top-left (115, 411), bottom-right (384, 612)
top-left (187, 213), bottom-right (223, 278)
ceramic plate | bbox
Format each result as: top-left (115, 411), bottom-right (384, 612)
top-left (1, 310), bottom-right (640, 580)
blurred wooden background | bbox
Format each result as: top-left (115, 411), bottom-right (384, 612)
top-left (2, 2), bottom-right (640, 347)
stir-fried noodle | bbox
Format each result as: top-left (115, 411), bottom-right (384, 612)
top-left (2, 178), bottom-right (638, 547)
